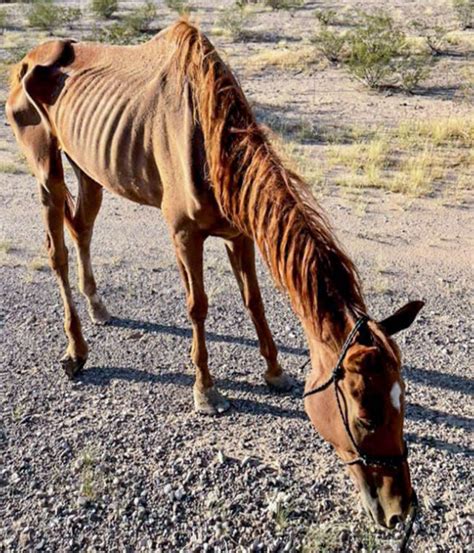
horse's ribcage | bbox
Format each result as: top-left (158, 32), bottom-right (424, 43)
top-left (54, 64), bottom-right (163, 204)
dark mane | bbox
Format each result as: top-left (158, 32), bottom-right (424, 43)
top-left (168, 20), bottom-right (366, 329)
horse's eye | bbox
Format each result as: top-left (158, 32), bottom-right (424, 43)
top-left (357, 418), bottom-right (377, 432)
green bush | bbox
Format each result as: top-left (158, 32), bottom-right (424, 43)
top-left (27, 0), bottom-right (59, 32)
top-left (96, 22), bottom-right (142, 44)
top-left (264, 0), bottom-right (304, 8)
top-left (343, 11), bottom-right (433, 92)
top-left (96, 1), bottom-right (156, 45)
top-left (164, 0), bottom-right (190, 14)
top-left (125, 1), bottom-right (156, 33)
top-left (0, 8), bottom-right (9, 31)
top-left (346, 11), bottom-right (406, 89)
top-left (217, 3), bottom-right (250, 40)
top-left (453, 0), bottom-right (473, 29)
top-left (27, 1), bottom-right (82, 32)
top-left (91, 0), bottom-right (118, 19)
top-left (314, 9), bottom-right (336, 26)
top-left (311, 26), bottom-right (346, 63)
top-left (60, 7), bottom-right (82, 29)
top-left (395, 53), bottom-right (432, 93)
top-left (412, 21), bottom-right (449, 55)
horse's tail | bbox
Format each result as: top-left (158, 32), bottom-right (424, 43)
top-left (64, 184), bottom-right (77, 240)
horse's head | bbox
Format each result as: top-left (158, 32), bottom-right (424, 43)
top-left (304, 301), bottom-right (423, 528)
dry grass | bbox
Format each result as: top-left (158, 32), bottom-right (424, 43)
top-left (317, 117), bottom-right (473, 197)
top-left (327, 139), bottom-right (388, 171)
top-left (28, 257), bottom-right (49, 272)
top-left (390, 146), bottom-right (441, 194)
top-left (0, 161), bottom-right (28, 174)
top-left (446, 31), bottom-right (474, 52)
top-left (0, 140), bottom-right (13, 152)
top-left (0, 240), bottom-right (13, 254)
top-left (271, 115), bottom-right (473, 197)
top-left (303, 522), bottom-right (379, 552)
top-left (396, 118), bottom-right (473, 147)
top-left (273, 135), bottom-right (327, 191)
top-left (326, 138), bottom-right (389, 190)
top-left (246, 46), bottom-right (321, 72)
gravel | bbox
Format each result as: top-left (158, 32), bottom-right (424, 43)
top-left (1, 174), bottom-right (472, 551)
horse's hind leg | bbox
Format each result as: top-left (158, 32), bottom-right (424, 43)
top-left (225, 235), bottom-right (293, 391)
top-left (37, 152), bottom-right (88, 377)
top-left (65, 161), bottom-right (110, 324)
top-left (172, 228), bottom-right (230, 415)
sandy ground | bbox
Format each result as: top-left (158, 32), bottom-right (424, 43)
top-left (1, 1), bottom-right (473, 552)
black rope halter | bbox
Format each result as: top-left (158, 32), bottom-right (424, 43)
top-left (303, 316), bottom-right (418, 552)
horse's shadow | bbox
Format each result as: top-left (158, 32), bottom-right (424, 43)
top-left (107, 316), bottom-right (308, 357)
top-left (79, 318), bottom-right (473, 452)
top-left (78, 365), bottom-right (307, 421)
top-left (403, 365), bottom-right (474, 396)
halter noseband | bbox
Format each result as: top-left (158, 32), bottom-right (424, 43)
top-left (303, 316), bottom-right (408, 469)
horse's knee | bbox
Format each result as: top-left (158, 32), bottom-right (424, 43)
top-left (187, 293), bottom-right (208, 322)
top-left (45, 234), bottom-right (68, 273)
top-left (244, 294), bottom-right (262, 313)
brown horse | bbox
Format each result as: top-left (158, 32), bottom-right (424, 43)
top-left (7, 20), bottom-right (423, 528)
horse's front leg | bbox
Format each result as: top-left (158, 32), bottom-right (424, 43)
top-left (225, 235), bottom-right (293, 391)
top-left (172, 228), bottom-right (230, 415)
top-left (38, 166), bottom-right (88, 378)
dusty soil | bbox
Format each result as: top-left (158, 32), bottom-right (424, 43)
top-left (1, 1), bottom-right (473, 552)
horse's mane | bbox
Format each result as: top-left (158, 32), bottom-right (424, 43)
top-left (167, 20), bottom-right (366, 329)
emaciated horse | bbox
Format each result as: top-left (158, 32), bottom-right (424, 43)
top-left (7, 20), bottom-right (423, 528)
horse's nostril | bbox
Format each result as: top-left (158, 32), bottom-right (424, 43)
top-left (388, 514), bottom-right (402, 528)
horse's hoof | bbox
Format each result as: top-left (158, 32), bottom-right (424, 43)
top-left (194, 386), bottom-right (230, 415)
top-left (89, 301), bottom-right (111, 325)
top-left (60, 354), bottom-right (87, 379)
top-left (264, 371), bottom-right (294, 392)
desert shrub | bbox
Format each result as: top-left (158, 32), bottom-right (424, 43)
top-left (264, 0), bottom-right (304, 9)
top-left (60, 7), bottom-right (82, 29)
top-left (27, 0), bottom-right (59, 32)
top-left (412, 21), bottom-right (449, 55)
top-left (96, 18), bottom-right (153, 44)
top-left (314, 9), bottom-right (336, 26)
top-left (311, 26), bottom-right (346, 63)
top-left (91, 0), bottom-right (118, 19)
top-left (395, 53), bottom-right (432, 92)
top-left (165, 0), bottom-right (190, 14)
top-left (452, 0), bottom-right (473, 29)
top-left (345, 11), bottom-right (406, 89)
top-left (0, 8), bottom-right (9, 32)
top-left (217, 3), bottom-right (251, 40)
top-left (96, 22), bottom-right (137, 44)
top-left (27, 1), bottom-right (81, 32)
top-left (124, 1), bottom-right (156, 33)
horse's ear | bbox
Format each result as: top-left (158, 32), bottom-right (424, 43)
top-left (379, 301), bottom-right (424, 336)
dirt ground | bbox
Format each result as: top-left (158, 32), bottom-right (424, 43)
top-left (1, 1), bottom-right (473, 552)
